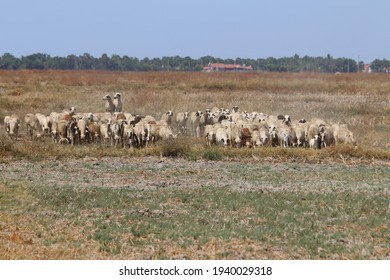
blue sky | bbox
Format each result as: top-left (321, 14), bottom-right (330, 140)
top-left (1, 0), bottom-right (389, 62)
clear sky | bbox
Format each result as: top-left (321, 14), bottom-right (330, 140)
top-left (1, 0), bottom-right (389, 62)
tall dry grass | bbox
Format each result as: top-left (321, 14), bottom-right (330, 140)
top-left (1, 70), bottom-right (390, 156)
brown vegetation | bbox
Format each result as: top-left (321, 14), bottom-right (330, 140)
top-left (1, 70), bottom-right (390, 158)
top-left (1, 70), bottom-right (389, 260)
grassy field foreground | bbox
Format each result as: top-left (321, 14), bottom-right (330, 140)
top-left (0, 157), bottom-right (389, 259)
top-left (0, 71), bottom-right (389, 259)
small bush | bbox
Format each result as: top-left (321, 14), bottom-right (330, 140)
top-left (0, 135), bottom-right (12, 153)
top-left (160, 139), bottom-right (191, 158)
top-left (203, 148), bottom-right (223, 161)
top-left (0, 134), bottom-right (20, 160)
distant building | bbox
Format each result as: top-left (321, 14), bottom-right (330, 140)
top-left (203, 63), bottom-right (253, 72)
top-left (363, 64), bottom-right (372, 73)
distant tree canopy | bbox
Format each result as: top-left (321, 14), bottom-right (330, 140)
top-left (0, 52), bottom-right (385, 72)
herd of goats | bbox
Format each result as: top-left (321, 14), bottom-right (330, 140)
top-left (3, 92), bottom-right (357, 149)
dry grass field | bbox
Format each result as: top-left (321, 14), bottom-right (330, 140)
top-left (0, 70), bottom-right (389, 259)
top-left (1, 70), bottom-right (390, 150)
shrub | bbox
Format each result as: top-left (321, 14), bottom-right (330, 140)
top-left (0, 135), bottom-right (13, 155)
top-left (203, 148), bottom-right (223, 161)
top-left (160, 138), bottom-right (191, 158)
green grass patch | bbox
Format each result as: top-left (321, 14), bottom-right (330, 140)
top-left (1, 178), bottom-right (388, 259)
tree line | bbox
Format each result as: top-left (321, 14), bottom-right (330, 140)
top-left (0, 52), bottom-right (388, 72)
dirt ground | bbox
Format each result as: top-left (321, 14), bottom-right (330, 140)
top-left (1, 156), bottom-right (389, 194)
top-left (1, 156), bottom-right (389, 260)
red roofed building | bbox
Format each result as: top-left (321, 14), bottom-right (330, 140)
top-left (363, 64), bottom-right (372, 73)
top-left (203, 63), bottom-right (253, 72)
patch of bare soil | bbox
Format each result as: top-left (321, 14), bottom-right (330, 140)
top-left (1, 156), bottom-right (389, 194)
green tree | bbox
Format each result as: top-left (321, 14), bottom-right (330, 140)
top-left (371, 59), bottom-right (390, 72)
top-left (79, 53), bottom-right (96, 70)
top-left (21, 53), bottom-right (51, 69)
top-left (0, 53), bottom-right (20, 69)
